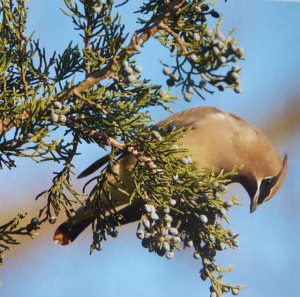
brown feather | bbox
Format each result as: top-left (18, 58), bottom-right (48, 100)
top-left (55, 106), bottom-right (288, 244)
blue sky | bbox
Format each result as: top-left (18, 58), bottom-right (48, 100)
top-left (0, 1), bottom-right (300, 296)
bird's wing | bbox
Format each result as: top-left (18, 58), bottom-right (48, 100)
top-left (78, 106), bottom-right (242, 179)
top-left (158, 106), bottom-right (262, 175)
top-left (78, 154), bottom-right (111, 179)
top-left (157, 106), bottom-right (223, 130)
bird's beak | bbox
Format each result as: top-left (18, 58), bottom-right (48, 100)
top-left (250, 199), bottom-right (258, 213)
top-left (250, 180), bottom-right (261, 213)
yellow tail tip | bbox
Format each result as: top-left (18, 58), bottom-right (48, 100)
top-left (53, 229), bottom-right (72, 246)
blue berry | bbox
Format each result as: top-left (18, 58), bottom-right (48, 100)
top-left (201, 4), bottom-right (209, 11)
top-left (172, 236), bottom-right (181, 243)
top-left (210, 10), bottom-right (220, 18)
top-left (173, 174), bottom-right (179, 181)
top-left (142, 238), bottom-right (150, 248)
top-left (157, 248), bottom-right (166, 257)
top-left (136, 230), bottom-right (144, 239)
top-left (173, 74), bottom-right (180, 82)
top-left (200, 270), bottom-right (208, 281)
top-left (127, 74), bottom-right (136, 84)
top-left (166, 78), bottom-right (175, 87)
top-left (163, 206), bottom-right (170, 214)
top-left (143, 219), bottom-right (150, 229)
top-left (216, 31), bottom-right (226, 42)
top-left (213, 47), bottom-right (220, 55)
top-left (220, 208), bottom-right (227, 216)
top-left (169, 227), bottom-right (178, 236)
top-left (237, 47), bottom-right (245, 58)
top-left (161, 229), bottom-right (168, 236)
top-left (163, 241), bottom-right (170, 251)
top-left (149, 245), bottom-right (155, 252)
top-left (59, 115), bottom-right (67, 123)
top-left (199, 81), bottom-right (206, 89)
top-left (234, 86), bottom-right (243, 94)
top-left (194, 5), bottom-right (201, 14)
top-left (187, 240), bottom-right (193, 247)
top-left (122, 60), bottom-right (129, 68)
top-left (218, 184), bottom-right (227, 191)
top-left (225, 200), bottom-right (233, 207)
top-left (31, 217), bottom-right (40, 226)
top-left (134, 65), bottom-right (142, 73)
top-left (134, 44), bottom-right (142, 52)
top-left (53, 101), bottom-right (62, 109)
top-left (152, 130), bottom-right (163, 141)
top-left (190, 54), bottom-right (198, 62)
top-left (180, 157), bottom-right (189, 165)
top-left (164, 214), bottom-right (173, 223)
top-left (49, 216), bottom-right (56, 224)
top-left (50, 113), bottom-right (59, 123)
top-left (158, 90), bottom-right (167, 98)
top-left (150, 212), bottom-right (159, 221)
top-left (233, 239), bottom-right (239, 247)
top-left (166, 251), bottom-right (174, 259)
top-left (163, 67), bottom-right (170, 75)
top-left (170, 199), bottom-right (176, 206)
top-left (124, 66), bottom-right (133, 74)
top-left (200, 215), bottom-right (208, 224)
top-left (187, 86), bottom-right (195, 94)
top-left (219, 56), bottom-right (227, 64)
top-left (190, 199), bottom-right (198, 206)
top-left (228, 230), bottom-right (236, 237)
top-left (205, 28), bottom-right (213, 37)
top-left (232, 288), bottom-right (239, 295)
top-left (184, 93), bottom-right (191, 102)
top-left (218, 85), bottom-right (225, 92)
top-left (209, 234), bottom-right (215, 242)
top-left (144, 204), bottom-right (152, 213)
top-left (194, 252), bottom-right (201, 259)
top-left (212, 182), bottom-right (219, 189)
top-left (194, 33), bottom-right (200, 42)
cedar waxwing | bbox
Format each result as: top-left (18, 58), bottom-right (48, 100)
top-left (54, 107), bottom-right (288, 245)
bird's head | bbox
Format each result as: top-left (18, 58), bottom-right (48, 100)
top-left (249, 153), bottom-right (288, 213)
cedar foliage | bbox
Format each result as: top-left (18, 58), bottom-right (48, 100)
top-left (0, 0), bottom-right (245, 295)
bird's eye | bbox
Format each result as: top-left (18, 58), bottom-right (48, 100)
top-left (257, 176), bottom-right (277, 205)
top-left (262, 177), bottom-right (276, 187)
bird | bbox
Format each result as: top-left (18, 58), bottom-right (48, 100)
top-left (53, 106), bottom-right (288, 245)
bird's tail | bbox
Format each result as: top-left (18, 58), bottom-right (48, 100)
top-left (54, 154), bottom-right (138, 246)
top-left (53, 205), bottom-right (94, 245)
top-left (53, 201), bottom-right (143, 245)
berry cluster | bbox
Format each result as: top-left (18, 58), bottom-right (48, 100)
top-left (29, 216), bottom-right (56, 227)
top-left (93, 0), bottom-right (115, 12)
top-left (87, 122), bottom-right (242, 294)
top-left (48, 101), bottom-right (67, 124)
top-left (136, 203), bottom-right (181, 260)
top-left (162, 24), bottom-right (244, 101)
top-left (130, 124), bottom-right (242, 294)
top-left (121, 58), bottom-right (143, 85)
top-left (194, 3), bottom-right (220, 20)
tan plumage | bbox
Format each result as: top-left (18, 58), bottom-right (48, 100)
top-left (53, 107), bottom-right (287, 245)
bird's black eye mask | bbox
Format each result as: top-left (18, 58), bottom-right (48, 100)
top-left (257, 176), bottom-right (277, 205)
